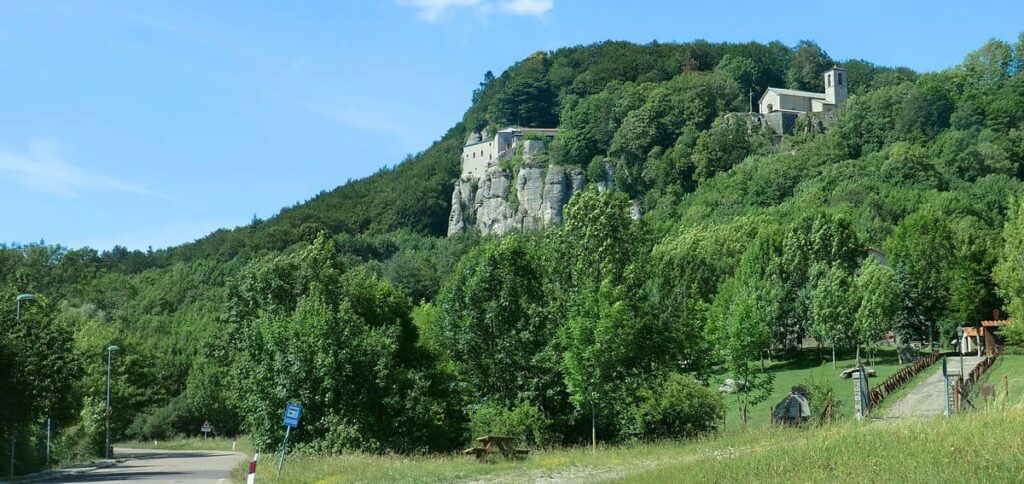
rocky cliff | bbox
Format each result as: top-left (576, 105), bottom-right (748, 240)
top-left (447, 159), bottom-right (587, 236)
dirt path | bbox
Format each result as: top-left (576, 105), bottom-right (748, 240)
top-left (460, 446), bottom-right (754, 484)
top-left (883, 356), bottom-right (985, 419)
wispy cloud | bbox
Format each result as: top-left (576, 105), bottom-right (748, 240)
top-left (0, 140), bottom-right (162, 198)
top-left (494, 0), bottom-right (554, 16)
top-left (399, 0), bottom-right (553, 21)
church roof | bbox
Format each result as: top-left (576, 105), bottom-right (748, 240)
top-left (764, 87), bottom-right (827, 99)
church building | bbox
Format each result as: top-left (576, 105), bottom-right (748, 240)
top-left (757, 67), bottom-right (848, 134)
top-left (759, 67), bottom-right (848, 115)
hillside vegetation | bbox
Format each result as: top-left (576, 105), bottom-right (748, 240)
top-left (5, 34), bottom-right (1024, 476)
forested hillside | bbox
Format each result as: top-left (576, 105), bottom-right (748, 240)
top-left (4, 35), bottom-right (1024, 474)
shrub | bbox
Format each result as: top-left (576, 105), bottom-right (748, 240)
top-left (622, 373), bottom-right (724, 441)
top-left (468, 401), bottom-right (552, 447)
top-left (1000, 324), bottom-right (1024, 347)
top-left (801, 375), bottom-right (844, 424)
top-left (126, 395), bottom-right (199, 440)
top-left (53, 397), bottom-right (105, 463)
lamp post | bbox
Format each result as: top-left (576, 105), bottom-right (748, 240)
top-left (105, 345), bottom-right (120, 459)
top-left (9, 294), bottom-right (35, 480)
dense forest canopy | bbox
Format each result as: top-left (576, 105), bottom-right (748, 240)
top-left (4, 34), bottom-right (1024, 472)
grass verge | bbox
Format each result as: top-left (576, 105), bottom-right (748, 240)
top-left (239, 406), bottom-right (1024, 483)
top-left (116, 435), bottom-right (252, 453)
top-left (974, 354), bottom-right (1024, 407)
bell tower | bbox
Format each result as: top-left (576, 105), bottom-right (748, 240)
top-left (824, 67), bottom-right (848, 107)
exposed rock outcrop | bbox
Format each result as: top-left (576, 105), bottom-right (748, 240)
top-left (448, 132), bottom-right (635, 236)
top-left (448, 160), bottom-right (588, 236)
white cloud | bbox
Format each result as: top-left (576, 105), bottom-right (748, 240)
top-left (0, 140), bottom-right (162, 198)
top-left (399, 0), bottom-right (481, 21)
top-left (399, 0), bottom-right (553, 21)
top-left (495, 0), bottom-right (553, 16)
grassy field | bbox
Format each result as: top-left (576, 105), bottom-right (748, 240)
top-left (974, 354), bottom-right (1024, 407)
top-left (117, 435), bottom-right (253, 453)
top-left (718, 345), bottom-right (922, 427)
top-left (237, 406), bottom-right (1024, 483)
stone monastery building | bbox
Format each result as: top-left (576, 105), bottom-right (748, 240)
top-left (757, 67), bottom-right (848, 134)
top-left (460, 127), bottom-right (558, 180)
top-left (759, 67), bottom-right (848, 114)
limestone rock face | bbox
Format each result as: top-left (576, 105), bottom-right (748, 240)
top-left (474, 166), bottom-right (514, 236)
top-left (448, 160), bottom-right (589, 236)
top-left (514, 166), bottom-right (545, 231)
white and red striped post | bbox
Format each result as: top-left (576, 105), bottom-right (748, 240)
top-left (246, 453), bottom-right (259, 484)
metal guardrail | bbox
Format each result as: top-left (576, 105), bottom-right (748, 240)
top-left (867, 351), bottom-right (943, 409)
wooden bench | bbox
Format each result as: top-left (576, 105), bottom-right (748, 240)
top-left (463, 435), bottom-right (529, 461)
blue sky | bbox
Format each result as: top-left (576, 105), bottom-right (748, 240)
top-left (1, 0), bottom-right (1021, 250)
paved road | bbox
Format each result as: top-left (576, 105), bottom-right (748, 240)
top-left (884, 356), bottom-right (985, 419)
top-left (51, 448), bottom-right (246, 483)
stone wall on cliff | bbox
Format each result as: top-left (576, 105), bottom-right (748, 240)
top-left (447, 144), bottom-right (588, 236)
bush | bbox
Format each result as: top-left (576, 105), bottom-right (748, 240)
top-left (53, 397), bottom-right (105, 463)
top-left (801, 376), bottom-right (844, 424)
top-left (468, 402), bottom-right (552, 447)
top-left (621, 373), bottom-right (724, 441)
top-left (126, 395), bottom-right (200, 441)
top-left (999, 324), bottom-right (1024, 347)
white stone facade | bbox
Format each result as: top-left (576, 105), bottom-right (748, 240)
top-left (758, 67), bottom-right (848, 115)
top-left (459, 127), bottom-right (558, 181)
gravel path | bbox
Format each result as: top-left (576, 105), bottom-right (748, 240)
top-left (883, 356), bottom-right (985, 419)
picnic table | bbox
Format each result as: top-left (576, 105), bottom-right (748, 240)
top-left (463, 435), bottom-right (529, 460)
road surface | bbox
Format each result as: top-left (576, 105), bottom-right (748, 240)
top-left (883, 356), bottom-right (985, 419)
top-left (51, 448), bottom-right (246, 483)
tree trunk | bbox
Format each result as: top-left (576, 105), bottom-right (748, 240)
top-left (591, 405), bottom-right (596, 452)
top-left (832, 345), bottom-right (836, 369)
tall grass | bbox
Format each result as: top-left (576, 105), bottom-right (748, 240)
top-left (237, 406), bottom-right (1024, 483)
top-left (116, 435), bottom-right (252, 453)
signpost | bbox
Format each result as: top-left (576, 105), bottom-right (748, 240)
top-left (201, 421), bottom-right (213, 441)
top-left (278, 403), bottom-right (302, 477)
top-left (942, 357), bottom-right (962, 416)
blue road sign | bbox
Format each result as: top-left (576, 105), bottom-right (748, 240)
top-left (283, 403), bottom-right (302, 428)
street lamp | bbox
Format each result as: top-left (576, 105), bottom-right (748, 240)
top-left (9, 294), bottom-right (35, 480)
top-left (15, 293), bottom-right (34, 321)
top-left (105, 345), bottom-right (120, 459)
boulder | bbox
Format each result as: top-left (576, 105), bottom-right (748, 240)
top-left (719, 378), bottom-right (748, 394)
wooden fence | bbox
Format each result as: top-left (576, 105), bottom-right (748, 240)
top-left (953, 348), bottom-right (1001, 412)
top-left (867, 351), bottom-right (943, 409)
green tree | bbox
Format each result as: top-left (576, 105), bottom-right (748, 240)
top-left (885, 212), bottom-right (956, 346)
top-left (227, 235), bottom-right (456, 452)
top-left (709, 277), bottom-right (776, 425)
top-left (809, 266), bottom-right (858, 368)
top-left (854, 259), bottom-right (900, 364)
top-left (435, 236), bottom-right (557, 408)
top-left (786, 40), bottom-right (832, 92)
top-left (487, 52), bottom-right (558, 128)
top-left (994, 198), bottom-right (1024, 319)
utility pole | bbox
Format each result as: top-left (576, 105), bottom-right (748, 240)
top-left (749, 88), bottom-right (754, 113)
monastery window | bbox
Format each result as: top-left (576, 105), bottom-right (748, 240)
top-left (767, 103), bottom-right (773, 112)
top-left (838, 72), bottom-right (843, 85)
top-left (827, 74), bottom-right (831, 87)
